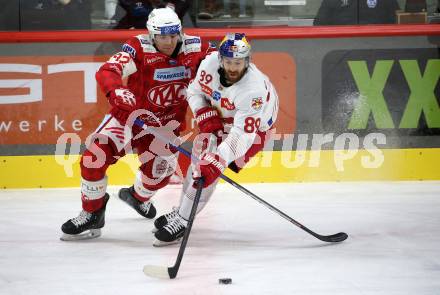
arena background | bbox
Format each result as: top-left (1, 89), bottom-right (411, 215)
top-left (0, 25), bottom-right (439, 188)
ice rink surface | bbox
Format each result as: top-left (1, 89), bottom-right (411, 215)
top-left (1, 181), bottom-right (439, 295)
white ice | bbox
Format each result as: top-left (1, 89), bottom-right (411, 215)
top-left (0, 181), bottom-right (439, 295)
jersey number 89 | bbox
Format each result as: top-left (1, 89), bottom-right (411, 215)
top-left (244, 117), bottom-right (261, 133)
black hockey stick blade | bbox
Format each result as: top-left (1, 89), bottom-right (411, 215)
top-left (316, 232), bottom-right (348, 243)
top-left (299, 221), bottom-right (348, 243)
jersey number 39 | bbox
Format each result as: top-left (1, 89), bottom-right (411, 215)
top-left (199, 70), bottom-right (212, 84)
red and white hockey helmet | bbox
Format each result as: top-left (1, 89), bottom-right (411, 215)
top-left (147, 7), bottom-right (182, 40)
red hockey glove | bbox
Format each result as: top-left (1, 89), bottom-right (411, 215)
top-left (107, 87), bottom-right (137, 124)
top-left (193, 152), bottom-right (226, 188)
top-left (193, 107), bottom-right (224, 155)
top-left (195, 106), bottom-right (224, 136)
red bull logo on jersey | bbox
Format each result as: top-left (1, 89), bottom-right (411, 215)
top-left (251, 97), bottom-right (263, 111)
top-left (148, 82), bottom-right (187, 107)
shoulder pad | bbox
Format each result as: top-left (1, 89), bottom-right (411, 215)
top-left (181, 34), bottom-right (202, 54)
top-left (135, 34), bottom-right (157, 53)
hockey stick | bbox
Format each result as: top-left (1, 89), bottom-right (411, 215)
top-left (134, 119), bottom-right (348, 243)
top-left (143, 178), bottom-right (204, 279)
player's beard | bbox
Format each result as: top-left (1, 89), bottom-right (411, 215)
top-left (225, 70), bottom-right (243, 83)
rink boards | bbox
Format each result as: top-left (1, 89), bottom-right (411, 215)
top-left (0, 26), bottom-right (439, 188)
top-left (1, 148), bottom-right (439, 188)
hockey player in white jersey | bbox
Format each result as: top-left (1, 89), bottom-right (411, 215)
top-left (153, 33), bottom-right (279, 246)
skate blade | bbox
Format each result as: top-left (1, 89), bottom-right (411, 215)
top-left (153, 237), bottom-right (182, 247)
top-left (60, 229), bottom-right (102, 241)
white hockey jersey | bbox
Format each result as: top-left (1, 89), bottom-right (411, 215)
top-left (187, 52), bottom-right (279, 165)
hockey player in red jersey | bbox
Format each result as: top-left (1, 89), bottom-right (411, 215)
top-left (60, 7), bottom-right (215, 241)
top-left (152, 33), bottom-right (279, 246)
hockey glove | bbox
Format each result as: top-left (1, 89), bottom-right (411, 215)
top-left (193, 152), bottom-right (226, 188)
top-left (195, 106), bottom-right (224, 136)
top-left (107, 87), bottom-right (137, 124)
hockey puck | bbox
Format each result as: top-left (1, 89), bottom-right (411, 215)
top-left (218, 278), bottom-right (232, 284)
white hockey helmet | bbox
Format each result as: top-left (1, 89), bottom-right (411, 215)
top-left (147, 7), bottom-right (182, 40)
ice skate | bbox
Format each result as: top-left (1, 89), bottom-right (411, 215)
top-left (60, 194), bottom-right (109, 241)
top-left (153, 213), bottom-right (187, 247)
top-left (152, 207), bottom-right (179, 233)
top-left (118, 186), bottom-right (156, 219)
